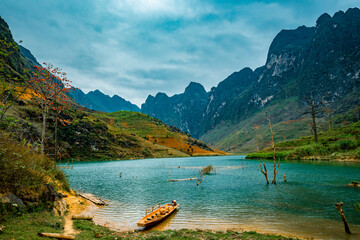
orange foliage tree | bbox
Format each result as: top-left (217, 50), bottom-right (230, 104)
top-left (30, 63), bottom-right (74, 159)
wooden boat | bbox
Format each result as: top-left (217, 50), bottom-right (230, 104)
top-left (137, 201), bottom-right (179, 227)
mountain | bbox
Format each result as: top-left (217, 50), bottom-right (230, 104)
top-left (71, 88), bottom-right (140, 113)
top-left (18, 45), bottom-right (41, 68)
top-left (0, 16), bottom-right (221, 160)
top-left (14, 43), bottom-right (140, 113)
top-left (142, 82), bottom-right (209, 137)
top-left (142, 8), bottom-right (360, 153)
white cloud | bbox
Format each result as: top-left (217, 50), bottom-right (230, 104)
top-left (3, 0), bottom-right (359, 107)
top-left (106, 0), bottom-right (215, 19)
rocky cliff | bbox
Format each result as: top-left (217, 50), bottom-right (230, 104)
top-left (142, 8), bottom-right (360, 152)
top-left (142, 82), bottom-right (208, 137)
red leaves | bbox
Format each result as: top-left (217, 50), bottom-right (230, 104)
top-left (30, 62), bottom-right (74, 127)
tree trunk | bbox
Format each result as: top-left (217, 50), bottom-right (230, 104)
top-left (38, 233), bottom-right (75, 239)
top-left (268, 114), bottom-right (280, 184)
top-left (310, 97), bottom-right (318, 142)
top-left (41, 103), bottom-right (48, 157)
top-left (54, 113), bottom-right (58, 167)
top-left (259, 162), bottom-right (269, 184)
top-left (335, 202), bottom-right (351, 234)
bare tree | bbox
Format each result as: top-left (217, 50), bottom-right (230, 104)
top-left (324, 107), bottom-right (333, 131)
top-left (335, 202), bottom-right (351, 234)
top-left (196, 165), bottom-right (214, 186)
top-left (303, 95), bottom-right (324, 142)
top-left (259, 162), bottom-right (269, 184)
top-left (268, 113), bottom-right (280, 184)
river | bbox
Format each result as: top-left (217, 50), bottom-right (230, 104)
top-left (64, 155), bottom-right (360, 239)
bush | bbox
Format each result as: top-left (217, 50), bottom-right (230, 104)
top-left (330, 139), bottom-right (357, 151)
top-left (0, 131), bottom-right (70, 198)
top-left (355, 147), bottom-right (360, 158)
top-left (0, 203), bottom-right (25, 221)
top-left (337, 139), bottom-right (357, 150)
top-left (294, 146), bottom-right (314, 157)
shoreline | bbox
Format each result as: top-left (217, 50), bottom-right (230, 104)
top-left (3, 189), bottom-right (353, 239)
top-left (64, 153), bottom-right (360, 164)
top-left (71, 193), bottom-right (310, 240)
top-left (245, 156), bottom-right (360, 162)
top-left (65, 152), bottom-right (230, 163)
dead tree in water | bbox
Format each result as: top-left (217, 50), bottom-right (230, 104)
top-left (268, 114), bottom-right (280, 184)
top-left (259, 162), bottom-right (269, 184)
top-left (335, 202), bottom-right (351, 234)
top-left (196, 165), bottom-right (214, 186)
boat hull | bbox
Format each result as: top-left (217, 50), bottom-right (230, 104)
top-left (137, 203), bottom-right (179, 228)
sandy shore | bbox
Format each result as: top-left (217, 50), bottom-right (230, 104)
top-left (61, 192), bottom-right (312, 240)
top-left (60, 190), bottom-right (102, 236)
top-left (62, 190), bottom-right (360, 240)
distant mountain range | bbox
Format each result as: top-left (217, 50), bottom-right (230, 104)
top-left (141, 8), bottom-right (360, 152)
top-left (17, 46), bottom-right (140, 113)
top-left (71, 89), bottom-right (140, 112)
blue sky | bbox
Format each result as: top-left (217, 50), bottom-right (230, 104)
top-left (1, 0), bottom-right (359, 106)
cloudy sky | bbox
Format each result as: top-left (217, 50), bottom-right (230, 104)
top-left (1, 0), bottom-right (359, 106)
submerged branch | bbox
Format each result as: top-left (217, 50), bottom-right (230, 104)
top-left (168, 178), bottom-right (197, 182)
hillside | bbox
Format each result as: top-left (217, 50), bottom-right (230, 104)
top-left (0, 16), bottom-right (221, 162)
top-left (246, 120), bottom-right (360, 161)
top-left (103, 111), bottom-right (222, 156)
top-left (141, 8), bottom-right (360, 153)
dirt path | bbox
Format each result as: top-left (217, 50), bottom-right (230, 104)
top-left (61, 191), bottom-right (98, 236)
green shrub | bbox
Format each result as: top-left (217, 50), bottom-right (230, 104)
top-left (294, 146), bottom-right (313, 157)
top-left (330, 139), bottom-right (357, 151)
top-left (355, 147), bottom-right (360, 158)
top-left (0, 131), bottom-right (70, 198)
top-left (312, 144), bottom-right (328, 155)
top-left (0, 203), bottom-right (25, 221)
top-left (338, 139), bottom-right (357, 150)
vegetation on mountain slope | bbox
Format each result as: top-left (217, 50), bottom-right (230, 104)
top-left (2, 87), bottom-right (220, 162)
top-left (0, 16), bottom-right (220, 163)
top-left (246, 120), bottom-right (360, 160)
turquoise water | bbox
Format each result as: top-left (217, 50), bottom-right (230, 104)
top-left (65, 156), bottom-right (360, 239)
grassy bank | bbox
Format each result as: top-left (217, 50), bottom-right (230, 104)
top-left (0, 211), bottom-right (63, 240)
top-left (0, 213), bottom-right (297, 240)
top-left (246, 121), bottom-right (360, 161)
